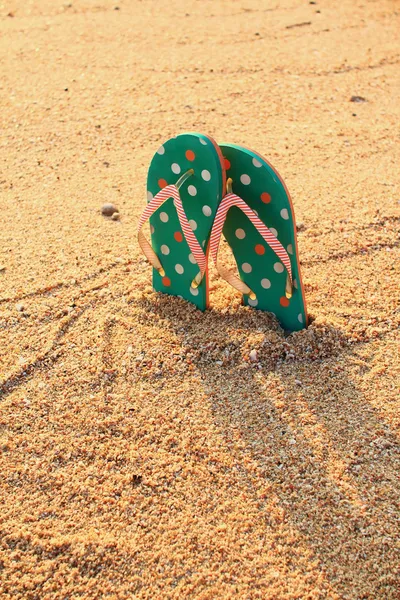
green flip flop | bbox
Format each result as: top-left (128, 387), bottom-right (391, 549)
top-left (138, 133), bottom-right (225, 310)
top-left (210, 144), bottom-right (308, 332)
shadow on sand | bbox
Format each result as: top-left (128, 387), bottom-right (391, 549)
top-left (135, 293), bottom-right (399, 598)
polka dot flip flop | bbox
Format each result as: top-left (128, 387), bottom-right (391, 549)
top-left (209, 144), bottom-right (308, 331)
top-left (138, 133), bottom-right (225, 310)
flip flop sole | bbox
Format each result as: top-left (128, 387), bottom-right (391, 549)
top-left (147, 133), bottom-right (225, 310)
top-left (219, 143), bottom-right (308, 331)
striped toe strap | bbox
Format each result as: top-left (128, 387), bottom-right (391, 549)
top-left (138, 180), bottom-right (206, 287)
top-left (209, 191), bottom-right (293, 299)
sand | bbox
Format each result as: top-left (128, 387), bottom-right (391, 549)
top-left (0, 0), bottom-right (399, 598)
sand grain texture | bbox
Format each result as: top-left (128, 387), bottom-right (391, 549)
top-left (0, 1), bottom-right (399, 598)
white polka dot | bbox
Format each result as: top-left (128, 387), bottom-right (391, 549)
top-left (252, 158), bottom-right (262, 168)
top-left (161, 244), bottom-right (170, 255)
top-left (190, 286), bottom-right (199, 296)
top-left (171, 163), bottom-right (181, 174)
top-left (242, 263), bottom-right (252, 274)
top-left (293, 279), bottom-right (298, 289)
top-left (157, 145), bottom-right (165, 155)
top-left (199, 138), bottom-right (208, 145)
top-left (202, 240), bottom-right (207, 247)
top-left (248, 298), bottom-right (258, 307)
top-left (298, 313), bottom-right (303, 323)
top-left (287, 244), bottom-right (293, 255)
top-left (150, 225), bottom-right (155, 234)
top-left (202, 205), bottom-right (212, 216)
top-left (201, 169), bottom-right (211, 181)
top-left (189, 219), bottom-right (197, 231)
top-left (261, 278), bottom-right (271, 289)
top-left (253, 210), bottom-right (259, 217)
top-left (235, 228), bottom-right (246, 239)
top-left (160, 212), bottom-right (169, 223)
top-left (147, 191), bottom-right (153, 202)
top-left (240, 174), bottom-right (251, 185)
top-left (188, 185), bottom-right (197, 196)
top-left (188, 253), bottom-right (196, 264)
top-left (280, 208), bottom-right (289, 220)
top-left (274, 262), bottom-right (284, 273)
top-left (269, 227), bottom-right (278, 238)
top-left (175, 264), bottom-right (184, 274)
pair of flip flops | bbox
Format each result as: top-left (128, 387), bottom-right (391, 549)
top-left (138, 133), bottom-right (308, 332)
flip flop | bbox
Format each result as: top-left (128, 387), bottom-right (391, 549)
top-left (138, 133), bottom-right (225, 310)
top-left (209, 144), bottom-right (308, 332)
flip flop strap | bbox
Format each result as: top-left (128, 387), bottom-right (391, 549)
top-left (209, 192), bottom-right (293, 297)
top-left (138, 184), bottom-right (207, 278)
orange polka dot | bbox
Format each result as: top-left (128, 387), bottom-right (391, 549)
top-left (255, 244), bottom-right (265, 255)
top-left (280, 296), bottom-right (290, 307)
top-left (174, 231), bottom-right (183, 242)
top-left (158, 178), bottom-right (168, 189)
top-left (224, 158), bottom-right (231, 170)
top-left (162, 276), bottom-right (171, 287)
top-left (261, 192), bottom-right (271, 204)
top-left (185, 150), bottom-right (195, 161)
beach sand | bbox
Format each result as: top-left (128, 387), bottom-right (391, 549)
top-left (1, 0), bottom-right (399, 598)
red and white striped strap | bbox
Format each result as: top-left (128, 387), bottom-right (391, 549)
top-left (138, 184), bottom-right (206, 281)
top-left (209, 192), bottom-right (293, 298)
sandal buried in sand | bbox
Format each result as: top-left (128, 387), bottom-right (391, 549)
top-left (138, 133), bottom-right (225, 310)
top-left (210, 144), bottom-right (308, 332)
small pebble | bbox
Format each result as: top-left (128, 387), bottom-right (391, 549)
top-left (0, 266), bottom-right (5, 272)
top-left (16, 303), bottom-right (24, 312)
top-left (249, 349), bottom-right (258, 362)
top-left (295, 379), bottom-right (302, 386)
top-left (350, 95), bottom-right (367, 103)
top-left (101, 203), bottom-right (118, 217)
top-left (111, 212), bottom-right (120, 221)
top-left (296, 222), bottom-right (305, 232)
